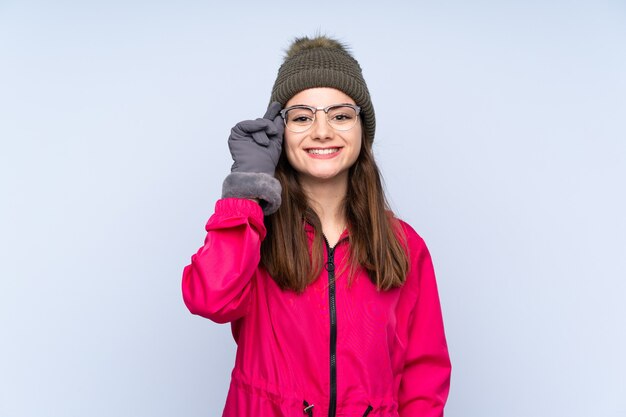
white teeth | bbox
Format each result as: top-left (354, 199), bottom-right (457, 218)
top-left (307, 148), bottom-right (339, 155)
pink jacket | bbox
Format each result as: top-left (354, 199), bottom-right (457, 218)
top-left (182, 198), bottom-right (451, 417)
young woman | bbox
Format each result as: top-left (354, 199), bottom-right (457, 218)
top-left (182, 36), bottom-right (451, 417)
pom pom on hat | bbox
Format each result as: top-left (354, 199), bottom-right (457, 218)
top-left (284, 36), bottom-right (350, 59)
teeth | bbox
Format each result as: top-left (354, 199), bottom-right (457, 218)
top-left (307, 148), bottom-right (339, 155)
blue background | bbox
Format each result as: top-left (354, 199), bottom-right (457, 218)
top-left (1, 1), bottom-right (625, 416)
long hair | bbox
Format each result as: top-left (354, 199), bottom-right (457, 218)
top-left (261, 133), bottom-right (409, 292)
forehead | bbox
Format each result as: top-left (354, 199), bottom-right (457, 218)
top-left (285, 88), bottom-right (355, 107)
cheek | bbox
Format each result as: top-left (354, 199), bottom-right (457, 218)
top-left (350, 132), bottom-right (363, 162)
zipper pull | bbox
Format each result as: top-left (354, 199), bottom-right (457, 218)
top-left (303, 400), bottom-right (314, 416)
top-left (324, 236), bottom-right (335, 272)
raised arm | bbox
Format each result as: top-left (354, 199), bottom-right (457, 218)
top-left (182, 198), bottom-right (266, 323)
top-left (182, 103), bottom-right (285, 323)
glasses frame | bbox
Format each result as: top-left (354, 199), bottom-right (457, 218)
top-left (280, 103), bottom-right (361, 133)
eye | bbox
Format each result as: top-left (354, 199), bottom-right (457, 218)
top-left (293, 114), bottom-right (313, 122)
top-left (331, 113), bottom-right (353, 121)
top-left (328, 106), bottom-right (356, 124)
top-left (287, 108), bottom-right (315, 124)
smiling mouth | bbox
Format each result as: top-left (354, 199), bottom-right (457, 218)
top-left (306, 148), bottom-right (341, 155)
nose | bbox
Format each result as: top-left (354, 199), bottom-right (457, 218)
top-left (310, 109), bottom-right (333, 140)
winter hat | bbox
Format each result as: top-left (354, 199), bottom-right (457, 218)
top-left (270, 36), bottom-right (376, 143)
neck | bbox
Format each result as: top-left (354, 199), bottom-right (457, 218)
top-left (300, 175), bottom-right (348, 246)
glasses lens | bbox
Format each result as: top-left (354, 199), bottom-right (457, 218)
top-left (285, 107), bottom-right (315, 133)
top-left (327, 105), bottom-right (358, 131)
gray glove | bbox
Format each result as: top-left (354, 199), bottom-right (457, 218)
top-left (221, 102), bottom-right (284, 215)
top-left (228, 102), bottom-right (284, 175)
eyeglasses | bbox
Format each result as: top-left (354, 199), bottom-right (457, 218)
top-left (280, 104), bottom-right (361, 133)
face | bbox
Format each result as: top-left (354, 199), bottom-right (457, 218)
top-left (283, 88), bottom-right (362, 187)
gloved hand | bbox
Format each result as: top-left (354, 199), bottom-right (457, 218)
top-left (221, 102), bottom-right (285, 215)
top-left (228, 102), bottom-right (284, 175)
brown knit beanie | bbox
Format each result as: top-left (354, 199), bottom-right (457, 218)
top-left (270, 36), bottom-right (376, 143)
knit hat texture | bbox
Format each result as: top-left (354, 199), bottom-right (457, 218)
top-left (270, 36), bottom-right (376, 142)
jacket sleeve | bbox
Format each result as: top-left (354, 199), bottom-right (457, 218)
top-left (398, 225), bottom-right (452, 417)
top-left (182, 198), bottom-right (266, 324)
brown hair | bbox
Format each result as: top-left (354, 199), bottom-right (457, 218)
top-left (261, 133), bottom-right (409, 292)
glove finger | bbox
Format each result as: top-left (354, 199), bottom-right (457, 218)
top-left (263, 101), bottom-right (282, 120)
top-left (263, 119), bottom-right (283, 137)
top-left (235, 118), bottom-right (269, 133)
top-left (271, 113), bottom-right (285, 137)
top-left (234, 119), bottom-right (278, 142)
top-left (265, 104), bottom-right (285, 138)
top-left (251, 130), bottom-right (270, 146)
top-left (252, 116), bottom-right (282, 137)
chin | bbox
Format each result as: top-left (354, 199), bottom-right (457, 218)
top-left (305, 170), bottom-right (345, 182)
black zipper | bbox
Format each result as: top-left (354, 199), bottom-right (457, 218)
top-left (324, 236), bottom-right (337, 417)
